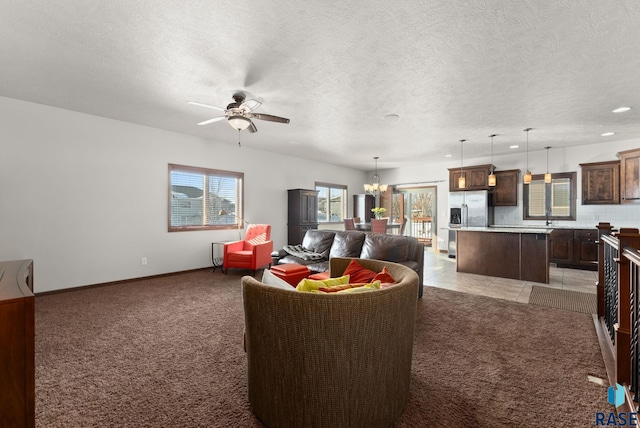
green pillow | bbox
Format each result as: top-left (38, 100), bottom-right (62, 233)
top-left (296, 275), bottom-right (350, 292)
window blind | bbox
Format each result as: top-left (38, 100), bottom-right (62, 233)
top-left (169, 164), bottom-right (243, 231)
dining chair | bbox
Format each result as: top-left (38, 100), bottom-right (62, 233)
top-left (371, 218), bottom-right (388, 234)
top-left (344, 218), bottom-right (356, 230)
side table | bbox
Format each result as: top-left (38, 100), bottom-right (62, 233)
top-left (211, 241), bottom-right (232, 272)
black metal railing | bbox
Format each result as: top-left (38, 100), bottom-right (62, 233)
top-left (602, 234), bottom-right (619, 343)
top-left (597, 224), bottom-right (640, 412)
top-left (626, 248), bottom-right (640, 405)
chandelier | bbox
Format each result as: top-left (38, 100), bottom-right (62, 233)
top-left (364, 156), bottom-right (388, 195)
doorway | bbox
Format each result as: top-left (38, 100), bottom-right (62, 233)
top-left (388, 186), bottom-right (437, 251)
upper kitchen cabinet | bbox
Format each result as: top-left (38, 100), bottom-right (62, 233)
top-left (448, 164), bottom-right (494, 192)
top-left (492, 169), bottom-right (519, 206)
top-left (580, 160), bottom-right (620, 205)
top-left (619, 148), bottom-right (640, 204)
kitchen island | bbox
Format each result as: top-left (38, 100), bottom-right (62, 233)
top-left (453, 226), bottom-right (552, 283)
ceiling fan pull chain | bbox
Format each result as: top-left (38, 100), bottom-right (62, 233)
top-left (238, 130), bottom-right (241, 147)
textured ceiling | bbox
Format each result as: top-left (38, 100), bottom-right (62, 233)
top-left (2, 0), bottom-right (640, 170)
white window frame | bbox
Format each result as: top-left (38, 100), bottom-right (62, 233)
top-left (315, 182), bottom-right (347, 224)
top-left (169, 164), bottom-right (244, 232)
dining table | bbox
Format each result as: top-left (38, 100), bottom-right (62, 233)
top-left (354, 222), bottom-right (402, 234)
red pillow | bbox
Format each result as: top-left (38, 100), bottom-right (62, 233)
top-left (373, 267), bottom-right (396, 284)
top-left (343, 259), bottom-right (377, 283)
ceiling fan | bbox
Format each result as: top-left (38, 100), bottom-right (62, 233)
top-left (188, 92), bottom-right (290, 133)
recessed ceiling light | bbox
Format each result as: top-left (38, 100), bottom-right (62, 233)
top-left (601, 132), bottom-right (616, 137)
top-left (612, 107), bottom-right (631, 113)
top-left (383, 114), bottom-right (400, 122)
top-left (509, 145), bottom-right (519, 149)
top-left (444, 154), bottom-right (452, 158)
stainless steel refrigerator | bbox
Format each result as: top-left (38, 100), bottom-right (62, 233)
top-left (448, 190), bottom-right (493, 257)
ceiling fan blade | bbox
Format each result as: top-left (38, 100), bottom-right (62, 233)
top-left (248, 121), bottom-right (258, 133)
top-left (187, 101), bottom-right (226, 111)
top-left (197, 116), bottom-right (226, 126)
top-left (250, 113), bottom-right (290, 124)
top-left (240, 98), bottom-right (262, 112)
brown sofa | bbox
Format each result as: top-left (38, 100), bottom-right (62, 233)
top-left (242, 258), bottom-right (419, 428)
top-left (271, 229), bottom-right (424, 297)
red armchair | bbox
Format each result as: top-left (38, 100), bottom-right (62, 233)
top-left (223, 224), bottom-right (273, 274)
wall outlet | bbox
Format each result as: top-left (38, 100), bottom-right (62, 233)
top-left (141, 257), bottom-right (148, 266)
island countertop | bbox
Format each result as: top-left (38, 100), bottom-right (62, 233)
top-left (453, 227), bottom-right (550, 283)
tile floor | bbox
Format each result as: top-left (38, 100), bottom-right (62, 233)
top-left (423, 250), bottom-right (597, 303)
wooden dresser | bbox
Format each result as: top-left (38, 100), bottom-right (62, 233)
top-left (0, 259), bottom-right (35, 428)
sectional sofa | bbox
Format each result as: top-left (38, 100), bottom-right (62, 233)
top-left (271, 229), bottom-right (424, 297)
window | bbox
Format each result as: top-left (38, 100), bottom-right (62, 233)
top-left (523, 172), bottom-right (576, 221)
top-left (315, 182), bottom-right (347, 223)
top-left (169, 164), bottom-right (243, 231)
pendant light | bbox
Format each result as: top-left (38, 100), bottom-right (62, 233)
top-left (488, 134), bottom-right (497, 187)
top-left (523, 128), bottom-right (532, 185)
top-left (544, 146), bottom-right (552, 183)
top-left (458, 139), bottom-right (466, 189)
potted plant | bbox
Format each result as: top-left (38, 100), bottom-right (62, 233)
top-left (371, 207), bottom-right (387, 219)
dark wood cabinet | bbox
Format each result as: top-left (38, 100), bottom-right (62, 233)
top-left (492, 169), bottom-right (519, 206)
top-left (448, 164), bottom-right (494, 192)
top-left (0, 259), bottom-right (35, 428)
top-left (618, 148), bottom-right (640, 204)
top-left (574, 229), bottom-right (598, 268)
top-left (580, 160), bottom-right (620, 204)
top-left (288, 189), bottom-right (319, 245)
top-left (549, 229), bottom-right (597, 270)
top-left (549, 229), bottom-right (573, 265)
top-left (353, 194), bottom-right (375, 222)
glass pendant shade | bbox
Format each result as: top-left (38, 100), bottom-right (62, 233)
top-left (228, 115), bottom-right (251, 131)
top-left (544, 147), bottom-right (552, 183)
top-left (523, 128), bottom-right (532, 185)
top-left (488, 134), bottom-right (497, 187)
top-left (488, 172), bottom-right (496, 187)
top-left (458, 139), bottom-right (466, 189)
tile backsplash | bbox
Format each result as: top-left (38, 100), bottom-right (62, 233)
top-left (494, 203), bottom-right (640, 230)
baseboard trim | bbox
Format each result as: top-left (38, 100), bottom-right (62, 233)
top-left (35, 267), bottom-right (213, 297)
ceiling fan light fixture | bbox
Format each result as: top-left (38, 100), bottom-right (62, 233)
top-left (228, 115), bottom-right (251, 131)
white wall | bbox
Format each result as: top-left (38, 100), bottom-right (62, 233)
top-left (378, 138), bottom-right (640, 251)
top-left (0, 97), bottom-right (366, 292)
top-left (3, 96), bottom-right (639, 291)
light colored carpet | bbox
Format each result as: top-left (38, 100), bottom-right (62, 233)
top-left (529, 285), bottom-right (597, 314)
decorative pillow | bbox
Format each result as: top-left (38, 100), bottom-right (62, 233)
top-left (319, 280), bottom-right (381, 293)
top-left (262, 269), bottom-right (296, 290)
top-left (336, 280), bottom-right (381, 293)
top-left (373, 267), bottom-right (396, 285)
top-left (296, 275), bottom-right (350, 292)
top-left (343, 259), bottom-right (377, 283)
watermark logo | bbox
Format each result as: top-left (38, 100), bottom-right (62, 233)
top-left (608, 383), bottom-right (626, 408)
top-left (596, 383), bottom-right (638, 426)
